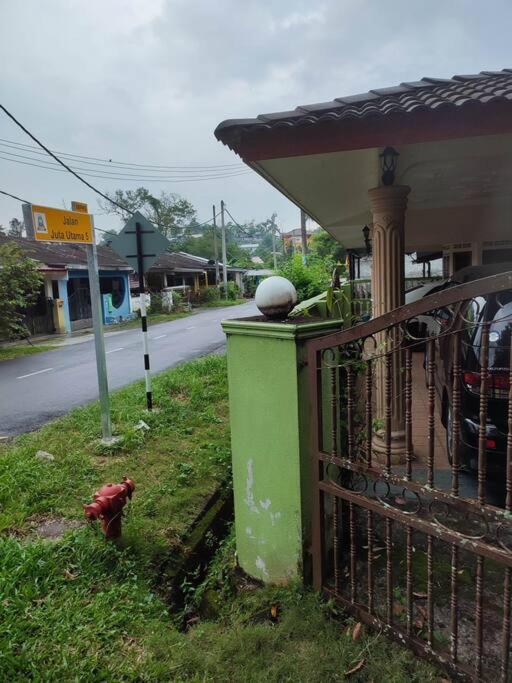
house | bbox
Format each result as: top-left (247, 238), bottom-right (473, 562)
top-left (144, 251), bottom-right (245, 293)
top-left (282, 226), bottom-right (317, 252)
top-left (216, 70), bottom-right (512, 678)
top-left (0, 234), bottom-right (133, 334)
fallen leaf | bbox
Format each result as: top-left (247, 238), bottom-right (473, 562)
top-left (393, 603), bottom-right (405, 616)
top-left (345, 659), bottom-right (365, 677)
top-left (352, 622), bottom-right (363, 641)
top-left (417, 605), bottom-right (427, 620)
top-left (270, 604), bottom-right (279, 619)
top-left (63, 570), bottom-right (76, 580)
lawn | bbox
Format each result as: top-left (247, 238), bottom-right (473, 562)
top-left (104, 310), bottom-right (191, 331)
top-left (0, 344), bottom-right (58, 362)
top-left (0, 354), bottom-right (439, 681)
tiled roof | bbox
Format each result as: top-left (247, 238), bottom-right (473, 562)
top-left (150, 251), bottom-right (245, 273)
top-left (0, 234), bottom-right (131, 270)
top-left (215, 70), bottom-right (512, 141)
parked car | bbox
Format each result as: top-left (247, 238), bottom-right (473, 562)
top-left (429, 265), bottom-right (512, 472)
top-left (404, 279), bottom-right (450, 342)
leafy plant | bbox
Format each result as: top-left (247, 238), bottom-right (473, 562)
top-left (0, 243), bottom-right (43, 339)
top-left (277, 254), bottom-right (331, 303)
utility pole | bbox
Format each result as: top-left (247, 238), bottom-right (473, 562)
top-left (271, 212), bottom-right (278, 270)
top-left (212, 204), bottom-right (220, 284)
top-left (220, 200), bottom-right (228, 297)
top-left (300, 209), bottom-right (308, 265)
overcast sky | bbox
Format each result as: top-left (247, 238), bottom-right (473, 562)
top-left (0, 0), bottom-right (511, 235)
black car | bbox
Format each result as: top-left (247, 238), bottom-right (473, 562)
top-left (432, 276), bottom-right (511, 472)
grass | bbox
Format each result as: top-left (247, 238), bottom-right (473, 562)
top-left (0, 344), bottom-right (58, 362)
top-left (0, 354), bottom-right (440, 681)
top-left (200, 298), bottom-right (247, 308)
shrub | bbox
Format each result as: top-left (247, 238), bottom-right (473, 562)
top-left (218, 281), bottom-right (239, 301)
top-left (149, 292), bottom-right (163, 313)
top-left (277, 254), bottom-right (331, 303)
top-left (199, 287), bottom-right (221, 303)
top-left (172, 290), bottom-right (183, 309)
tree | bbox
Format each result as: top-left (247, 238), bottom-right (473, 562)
top-left (309, 229), bottom-right (346, 263)
top-left (8, 217), bottom-right (24, 237)
top-left (0, 243), bottom-right (43, 339)
top-left (98, 187), bottom-right (196, 240)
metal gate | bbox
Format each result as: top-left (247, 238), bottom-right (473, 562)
top-left (306, 271), bottom-right (512, 681)
top-left (68, 287), bottom-right (92, 330)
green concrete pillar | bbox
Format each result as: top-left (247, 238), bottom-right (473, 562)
top-left (222, 317), bottom-right (342, 583)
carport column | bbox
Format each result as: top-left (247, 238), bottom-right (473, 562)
top-left (369, 185), bottom-right (410, 463)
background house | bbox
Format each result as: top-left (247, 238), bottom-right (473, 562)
top-left (0, 234), bottom-right (133, 334)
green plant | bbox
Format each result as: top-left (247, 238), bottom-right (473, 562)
top-left (172, 290), bottom-right (183, 309)
top-left (200, 286), bottom-right (221, 304)
top-left (0, 243), bottom-right (43, 339)
top-left (218, 281), bottom-right (239, 301)
top-left (277, 254), bottom-right (331, 303)
top-left (149, 292), bottom-right (163, 313)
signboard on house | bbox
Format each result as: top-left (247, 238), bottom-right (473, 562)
top-left (24, 203), bottom-right (94, 244)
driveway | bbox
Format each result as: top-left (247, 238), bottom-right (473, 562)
top-left (0, 301), bottom-right (257, 436)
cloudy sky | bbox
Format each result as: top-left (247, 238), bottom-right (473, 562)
top-left (0, 0), bottom-right (511, 235)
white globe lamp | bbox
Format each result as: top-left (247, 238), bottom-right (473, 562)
top-left (255, 276), bottom-right (297, 319)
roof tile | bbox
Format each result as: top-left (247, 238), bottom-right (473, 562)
top-left (215, 69), bottom-right (512, 144)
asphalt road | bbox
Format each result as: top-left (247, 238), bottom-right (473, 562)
top-left (0, 301), bottom-right (257, 437)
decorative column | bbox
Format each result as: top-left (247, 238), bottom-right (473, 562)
top-left (369, 185), bottom-right (410, 463)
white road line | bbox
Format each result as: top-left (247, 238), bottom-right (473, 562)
top-left (106, 347), bottom-right (124, 354)
top-left (185, 326), bottom-right (196, 330)
top-left (17, 367), bottom-right (53, 380)
top-left (152, 334), bottom-right (166, 340)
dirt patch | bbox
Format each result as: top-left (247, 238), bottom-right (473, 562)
top-left (31, 516), bottom-right (84, 540)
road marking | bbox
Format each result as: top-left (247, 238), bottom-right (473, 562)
top-left (152, 334), bottom-right (166, 340)
top-left (106, 347), bottom-right (124, 354)
top-left (185, 326), bottom-right (196, 330)
top-left (17, 367), bottom-right (53, 380)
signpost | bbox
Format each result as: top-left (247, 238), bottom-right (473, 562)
top-left (107, 212), bottom-right (170, 411)
top-left (23, 201), bottom-right (113, 443)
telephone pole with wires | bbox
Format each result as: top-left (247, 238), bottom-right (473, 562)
top-left (220, 200), bottom-right (228, 297)
top-left (271, 212), bottom-right (278, 270)
top-left (212, 204), bottom-right (220, 284)
top-left (300, 209), bottom-right (308, 265)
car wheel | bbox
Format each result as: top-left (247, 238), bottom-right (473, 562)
top-left (445, 402), bottom-right (469, 470)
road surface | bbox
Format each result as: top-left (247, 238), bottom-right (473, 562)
top-left (0, 301), bottom-right (257, 437)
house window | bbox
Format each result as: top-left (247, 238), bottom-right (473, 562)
top-left (453, 251), bottom-right (472, 272)
top-left (100, 276), bottom-right (125, 309)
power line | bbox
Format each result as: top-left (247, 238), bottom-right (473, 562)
top-left (0, 137), bottom-right (245, 171)
top-left (0, 151), bottom-right (251, 182)
top-left (0, 188), bottom-right (30, 203)
top-left (0, 143), bottom-right (247, 177)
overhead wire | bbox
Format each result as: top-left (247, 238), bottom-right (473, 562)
top-left (0, 137), bottom-right (245, 171)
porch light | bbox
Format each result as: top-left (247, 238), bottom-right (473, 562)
top-left (380, 146), bottom-right (399, 186)
top-left (362, 224), bottom-right (371, 255)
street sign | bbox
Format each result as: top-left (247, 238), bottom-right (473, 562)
top-left (71, 201), bottom-right (88, 214)
top-left (30, 204), bottom-right (94, 244)
top-left (107, 211), bottom-right (169, 274)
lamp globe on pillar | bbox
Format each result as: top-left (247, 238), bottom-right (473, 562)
top-left (255, 276), bottom-right (297, 320)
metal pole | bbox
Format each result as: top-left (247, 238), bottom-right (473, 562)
top-left (213, 204), bottom-right (220, 285)
top-left (220, 200), bottom-right (228, 298)
top-left (135, 221), bottom-right (153, 411)
top-left (86, 218), bottom-right (112, 441)
top-left (300, 209), bottom-right (308, 265)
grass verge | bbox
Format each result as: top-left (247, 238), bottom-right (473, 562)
top-left (0, 354), bottom-right (439, 681)
top-left (104, 311), bottom-right (191, 331)
top-left (0, 344), bottom-right (58, 362)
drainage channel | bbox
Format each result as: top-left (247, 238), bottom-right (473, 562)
top-left (155, 484), bottom-right (234, 627)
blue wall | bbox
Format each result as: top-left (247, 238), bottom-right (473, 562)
top-left (66, 269), bottom-right (132, 327)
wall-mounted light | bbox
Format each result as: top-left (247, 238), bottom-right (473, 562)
top-left (362, 225), bottom-right (371, 256)
top-left (380, 146), bottom-right (399, 186)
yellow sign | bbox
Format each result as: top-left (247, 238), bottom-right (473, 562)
top-left (71, 201), bottom-right (88, 214)
top-left (32, 204), bottom-right (94, 244)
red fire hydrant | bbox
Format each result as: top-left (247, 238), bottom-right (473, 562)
top-left (84, 477), bottom-right (135, 539)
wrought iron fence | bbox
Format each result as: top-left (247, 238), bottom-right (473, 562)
top-left (306, 271), bottom-right (512, 680)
